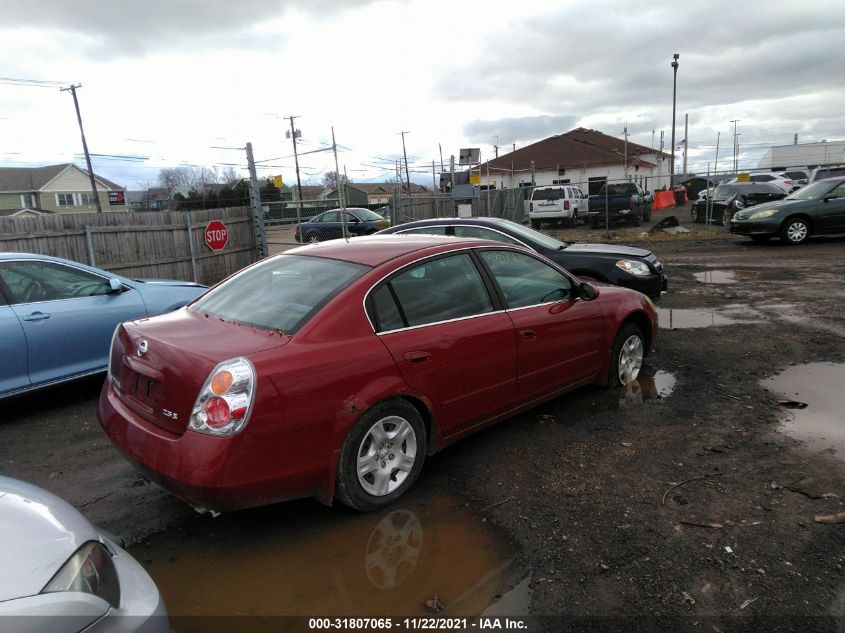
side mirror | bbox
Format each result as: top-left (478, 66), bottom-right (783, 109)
top-left (822, 195), bottom-right (836, 203)
top-left (578, 282), bottom-right (597, 301)
top-left (108, 278), bottom-right (123, 293)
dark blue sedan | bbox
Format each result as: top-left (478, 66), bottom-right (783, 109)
top-left (0, 253), bottom-right (206, 398)
top-left (294, 208), bottom-right (390, 243)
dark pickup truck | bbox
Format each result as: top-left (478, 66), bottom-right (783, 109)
top-left (588, 183), bottom-right (653, 227)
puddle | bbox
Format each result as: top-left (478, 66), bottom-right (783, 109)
top-left (693, 270), bottom-right (759, 284)
top-left (131, 491), bottom-right (527, 624)
top-left (618, 370), bottom-right (676, 408)
top-left (658, 305), bottom-right (764, 329)
top-left (762, 362), bottom-right (845, 460)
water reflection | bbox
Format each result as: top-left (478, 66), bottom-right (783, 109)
top-left (618, 369), bottom-right (676, 408)
top-left (657, 306), bottom-right (763, 329)
top-left (693, 270), bottom-right (759, 284)
top-left (132, 492), bottom-right (526, 623)
top-left (762, 362), bottom-right (845, 460)
top-left (365, 509), bottom-right (422, 590)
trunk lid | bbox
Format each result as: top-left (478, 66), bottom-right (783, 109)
top-left (110, 308), bottom-right (289, 435)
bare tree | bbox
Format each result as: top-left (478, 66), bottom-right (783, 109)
top-left (321, 171), bottom-right (349, 190)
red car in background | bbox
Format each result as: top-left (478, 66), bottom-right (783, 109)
top-left (98, 236), bottom-right (657, 513)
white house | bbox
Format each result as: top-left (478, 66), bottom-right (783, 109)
top-left (476, 128), bottom-right (672, 195)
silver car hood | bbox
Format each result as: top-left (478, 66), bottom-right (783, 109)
top-left (0, 476), bottom-right (100, 602)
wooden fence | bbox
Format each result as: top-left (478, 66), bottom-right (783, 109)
top-left (0, 207), bottom-right (258, 285)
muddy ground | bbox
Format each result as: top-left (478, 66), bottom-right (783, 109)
top-left (2, 220), bottom-right (844, 632)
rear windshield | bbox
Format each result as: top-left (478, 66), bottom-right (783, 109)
top-left (190, 255), bottom-right (368, 333)
top-left (713, 183), bottom-right (780, 199)
top-left (602, 184), bottom-right (638, 196)
top-left (531, 188), bottom-right (564, 201)
top-left (814, 168), bottom-right (845, 181)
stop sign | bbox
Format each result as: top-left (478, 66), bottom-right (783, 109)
top-left (204, 220), bottom-right (229, 251)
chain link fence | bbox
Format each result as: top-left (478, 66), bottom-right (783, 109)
top-left (254, 161), bottom-right (840, 252)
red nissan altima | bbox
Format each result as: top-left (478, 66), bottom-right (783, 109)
top-left (98, 235), bottom-right (657, 512)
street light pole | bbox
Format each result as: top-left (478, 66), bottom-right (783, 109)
top-left (730, 119), bottom-right (740, 173)
top-left (669, 53), bottom-right (679, 186)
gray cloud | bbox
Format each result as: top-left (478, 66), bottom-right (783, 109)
top-left (464, 115), bottom-right (579, 145)
top-left (436, 0), bottom-right (844, 149)
top-left (0, 0), bottom-right (374, 56)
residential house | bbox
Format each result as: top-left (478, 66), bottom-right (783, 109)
top-left (476, 128), bottom-right (671, 195)
top-left (0, 163), bottom-right (126, 214)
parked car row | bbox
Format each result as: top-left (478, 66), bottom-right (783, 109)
top-left (730, 175), bottom-right (845, 244)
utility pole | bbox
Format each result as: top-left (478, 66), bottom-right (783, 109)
top-left (432, 160), bottom-right (439, 218)
top-left (623, 124), bottom-right (629, 181)
top-left (670, 53), bottom-right (680, 184)
top-left (659, 130), bottom-right (665, 187)
top-left (285, 115), bottom-right (303, 227)
top-left (245, 142), bottom-right (268, 258)
top-left (398, 131), bottom-right (412, 198)
top-left (439, 143), bottom-right (444, 172)
top-left (60, 84), bottom-right (102, 213)
top-left (332, 126), bottom-right (347, 239)
top-left (730, 120), bottom-right (740, 173)
top-left (494, 135), bottom-right (499, 158)
top-left (450, 155), bottom-right (455, 205)
top-left (682, 113), bottom-right (689, 178)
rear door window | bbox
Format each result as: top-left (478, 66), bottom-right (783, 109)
top-left (452, 226), bottom-right (521, 244)
top-left (371, 253), bottom-right (494, 331)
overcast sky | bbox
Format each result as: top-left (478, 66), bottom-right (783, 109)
top-left (1, 0), bottom-right (843, 189)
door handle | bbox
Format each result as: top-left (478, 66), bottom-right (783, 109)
top-left (403, 351), bottom-right (432, 364)
top-left (520, 329), bottom-right (537, 339)
top-left (22, 312), bottom-right (51, 322)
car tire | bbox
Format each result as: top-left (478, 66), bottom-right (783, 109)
top-left (336, 400), bottom-right (427, 512)
top-left (306, 232), bottom-right (320, 244)
top-left (530, 219), bottom-right (541, 230)
top-left (780, 217), bottom-right (810, 245)
top-left (750, 235), bottom-right (771, 243)
top-left (720, 207), bottom-right (733, 226)
top-left (609, 323), bottom-right (645, 387)
top-left (690, 207), bottom-right (700, 223)
top-left (629, 213), bottom-right (643, 226)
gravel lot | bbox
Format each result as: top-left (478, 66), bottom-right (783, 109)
top-left (2, 221), bottom-right (843, 631)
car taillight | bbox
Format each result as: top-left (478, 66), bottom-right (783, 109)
top-left (189, 357), bottom-right (256, 436)
top-left (564, 200), bottom-right (570, 210)
top-left (529, 202), bottom-right (533, 212)
top-left (784, 179), bottom-right (793, 185)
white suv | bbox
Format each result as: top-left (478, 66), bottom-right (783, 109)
top-left (528, 185), bottom-right (589, 228)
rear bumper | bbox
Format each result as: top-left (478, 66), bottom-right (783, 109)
top-left (529, 210), bottom-right (574, 220)
top-left (97, 382), bottom-right (330, 512)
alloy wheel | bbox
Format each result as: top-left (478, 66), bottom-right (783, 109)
top-left (356, 415), bottom-right (418, 497)
top-left (617, 335), bottom-right (644, 385)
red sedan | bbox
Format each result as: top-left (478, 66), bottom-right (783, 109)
top-left (98, 236), bottom-right (657, 512)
